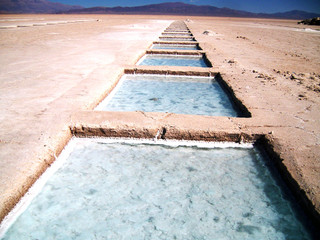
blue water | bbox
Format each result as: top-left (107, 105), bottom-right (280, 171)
top-left (152, 44), bottom-right (200, 50)
top-left (162, 33), bottom-right (192, 36)
top-left (165, 30), bottom-right (189, 32)
top-left (159, 37), bottom-right (195, 41)
top-left (165, 31), bottom-right (190, 33)
top-left (97, 75), bottom-right (239, 117)
top-left (138, 55), bottom-right (210, 67)
top-left (1, 139), bottom-right (312, 239)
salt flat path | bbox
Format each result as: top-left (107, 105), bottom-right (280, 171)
top-left (0, 15), bottom-right (319, 224)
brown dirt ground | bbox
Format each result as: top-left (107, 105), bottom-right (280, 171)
top-left (0, 15), bottom-right (319, 226)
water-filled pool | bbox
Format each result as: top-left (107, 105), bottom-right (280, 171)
top-left (152, 44), bottom-right (200, 50)
top-left (159, 37), bottom-right (195, 41)
top-left (162, 33), bottom-right (192, 36)
top-left (165, 30), bottom-right (190, 33)
top-left (0, 138), bottom-right (313, 239)
top-left (96, 74), bottom-right (239, 117)
top-left (138, 54), bottom-right (210, 67)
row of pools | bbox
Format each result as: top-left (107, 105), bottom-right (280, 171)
top-left (0, 21), bottom-right (316, 239)
top-left (138, 22), bottom-right (211, 68)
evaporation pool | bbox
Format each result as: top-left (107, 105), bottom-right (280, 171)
top-left (162, 33), bottom-right (192, 36)
top-left (159, 37), bottom-right (195, 41)
top-left (0, 138), bottom-right (313, 239)
top-left (165, 30), bottom-right (190, 33)
top-left (138, 54), bottom-right (210, 67)
top-left (152, 44), bottom-right (200, 50)
top-left (96, 74), bottom-right (239, 117)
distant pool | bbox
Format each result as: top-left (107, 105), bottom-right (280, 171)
top-left (152, 44), bottom-right (200, 50)
top-left (159, 37), bottom-right (195, 41)
top-left (162, 33), bottom-right (192, 36)
top-left (138, 54), bottom-right (210, 67)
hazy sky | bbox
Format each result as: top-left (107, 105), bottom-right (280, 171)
top-left (51, 0), bottom-right (320, 13)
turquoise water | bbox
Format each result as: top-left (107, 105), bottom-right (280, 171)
top-left (138, 55), bottom-right (210, 67)
top-left (162, 33), bottom-right (192, 36)
top-left (0, 139), bottom-right (312, 239)
top-left (152, 44), bottom-right (200, 50)
top-left (159, 37), bottom-right (195, 41)
top-left (165, 30), bottom-right (190, 33)
top-left (96, 74), bottom-right (239, 117)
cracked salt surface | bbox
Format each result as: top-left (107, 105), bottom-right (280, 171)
top-left (0, 138), bottom-right (312, 239)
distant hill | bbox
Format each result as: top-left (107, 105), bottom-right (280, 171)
top-left (270, 10), bottom-right (320, 20)
top-left (1, 1), bottom-right (319, 20)
top-left (0, 0), bottom-right (82, 14)
top-left (63, 2), bottom-right (253, 17)
top-left (62, 2), bottom-right (319, 20)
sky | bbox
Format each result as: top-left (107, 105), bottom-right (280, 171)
top-left (50, 0), bottom-right (320, 14)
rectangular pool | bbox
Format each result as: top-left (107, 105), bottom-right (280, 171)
top-left (159, 37), bottom-right (195, 41)
top-left (165, 30), bottom-right (190, 32)
top-left (0, 138), bottom-right (313, 239)
top-left (165, 30), bottom-right (190, 33)
top-left (95, 74), bottom-right (239, 117)
top-left (162, 33), bottom-right (192, 36)
top-left (138, 54), bottom-right (211, 67)
top-left (151, 44), bottom-right (200, 50)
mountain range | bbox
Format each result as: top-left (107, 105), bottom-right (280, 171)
top-left (0, 1), bottom-right (319, 20)
top-left (0, 0), bottom-right (82, 13)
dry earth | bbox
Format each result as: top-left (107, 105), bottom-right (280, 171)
top-left (0, 14), bottom-right (319, 227)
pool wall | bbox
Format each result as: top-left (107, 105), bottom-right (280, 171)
top-left (152, 41), bottom-right (199, 46)
top-left (70, 112), bottom-right (259, 142)
top-left (146, 50), bottom-right (204, 55)
top-left (150, 42), bottom-right (202, 50)
top-left (87, 71), bottom-right (125, 111)
top-left (159, 36), bottom-right (196, 41)
top-left (162, 32), bottom-right (193, 36)
top-left (214, 73), bottom-right (251, 117)
top-left (0, 129), bottom-right (72, 224)
top-left (124, 68), bottom-right (214, 76)
top-left (256, 137), bottom-right (320, 232)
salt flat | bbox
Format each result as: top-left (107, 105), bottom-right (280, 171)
top-left (0, 14), bottom-right (319, 225)
top-left (0, 14), bottom-right (171, 220)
